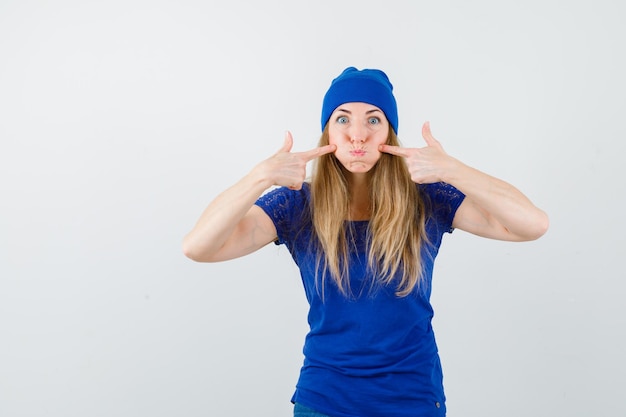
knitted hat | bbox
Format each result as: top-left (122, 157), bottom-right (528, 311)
top-left (321, 67), bottom-right (398, 133)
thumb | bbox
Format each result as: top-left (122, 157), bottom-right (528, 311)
top-left (421, 121), bottom-right (440, 147)
top-left (277, 131), bottom-right (293, 154)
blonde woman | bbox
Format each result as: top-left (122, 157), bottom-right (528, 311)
top-left (183, 67), bottom-right (549, 417)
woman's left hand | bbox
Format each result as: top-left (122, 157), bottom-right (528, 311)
top-left (381, 121), bottom-right (549, 241)
top-left (379, 121), bottom-right (456, 184)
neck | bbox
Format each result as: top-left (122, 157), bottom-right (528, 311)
top-left (347, 173), bottom-right (371, 221)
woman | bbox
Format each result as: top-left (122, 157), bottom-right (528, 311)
top-left (183, 67), bottom-right (549, 417)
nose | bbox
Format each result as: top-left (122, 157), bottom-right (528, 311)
top-left (350, 124), bottom-right (368, 143)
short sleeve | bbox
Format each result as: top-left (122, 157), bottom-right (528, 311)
top-left (419, 182), bottom-right (465, 234)
top-left (254, 184), bottom-right (311, 245)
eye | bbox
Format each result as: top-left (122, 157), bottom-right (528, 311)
top-left (336, 116), bottom-right (349, 124)
top-left (368, 117), bottom-right (381, 125)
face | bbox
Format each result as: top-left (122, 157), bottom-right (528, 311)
top-left (327, 102), bottom-right (390, 175)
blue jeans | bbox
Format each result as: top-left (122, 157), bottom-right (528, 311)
top-left (293, 402), bottom-right (332, 417)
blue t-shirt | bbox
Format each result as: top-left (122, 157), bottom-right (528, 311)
top-left (255, 182), bottom-right (465, 417)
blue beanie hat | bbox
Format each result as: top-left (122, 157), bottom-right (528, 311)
top-left (321, 67), bottom-right (398, 133)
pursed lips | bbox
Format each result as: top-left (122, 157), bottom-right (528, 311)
top-left (350, 149), bottom-right (366, 157)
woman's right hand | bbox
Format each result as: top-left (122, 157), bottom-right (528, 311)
top-left (253, 131), bottom-right (336, 190)
top-left (183, 132), bottom-right (336, 262)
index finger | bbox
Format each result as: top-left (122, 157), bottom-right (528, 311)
top-left (379, 144), bottom-right (411, 158)
top-left (300, 144), bottom-right (337, 162)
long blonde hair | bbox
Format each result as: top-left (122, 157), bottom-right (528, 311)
top-left (310, 126), bottom-right (429, 297)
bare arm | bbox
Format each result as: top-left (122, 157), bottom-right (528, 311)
top-left (445, 162), bottom-right (549, 241)
top-left (182, 132), bottom-right (336, 262)
top-left (380, 122), bottom-right (549, 242)
top-left (182, 173), bottom-right (277, 262)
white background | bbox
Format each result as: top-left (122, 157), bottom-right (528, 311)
top-left (1, 1), bottom-right (624, 416)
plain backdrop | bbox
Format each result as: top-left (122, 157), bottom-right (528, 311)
top-left (1, 1), bottom-right (624, 416)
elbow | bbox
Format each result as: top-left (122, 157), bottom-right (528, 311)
top-left (182, 240), bottom-right (200, 262)
top-left (538, 211), bottom-right (550, 237)
top-left (182, 236), bottom-right (210, 262)
top-left (525, 209), bottom-right (550, 241)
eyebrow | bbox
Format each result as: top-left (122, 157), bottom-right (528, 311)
top-left (335, 108), bottom-right (382, 114)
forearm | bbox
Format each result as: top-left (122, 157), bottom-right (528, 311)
top-left (444, 158), bottom-right (549, 241)
top-left (182, 133), bottom-right (334, 261)
top-left (182, 169), bottom-right (272, 261)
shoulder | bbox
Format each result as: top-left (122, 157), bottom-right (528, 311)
top-left (256, 183), bottom-right (311, 208)
top-left (254, 183), bottom-right (312, 245)
top-left (255, 183), bottom-right (311, 224)
top-left (418, 181), bottom-right (465, 204)
top-left (418, 182), bottom-right (465, 233)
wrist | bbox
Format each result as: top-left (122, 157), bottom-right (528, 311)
top-left (247, 163), bottom-right (275, 190)
top-left (440, 156), bottom-right (464, 185)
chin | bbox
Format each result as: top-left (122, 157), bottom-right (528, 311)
top-left (346, 162), bottom-right (374, 173)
